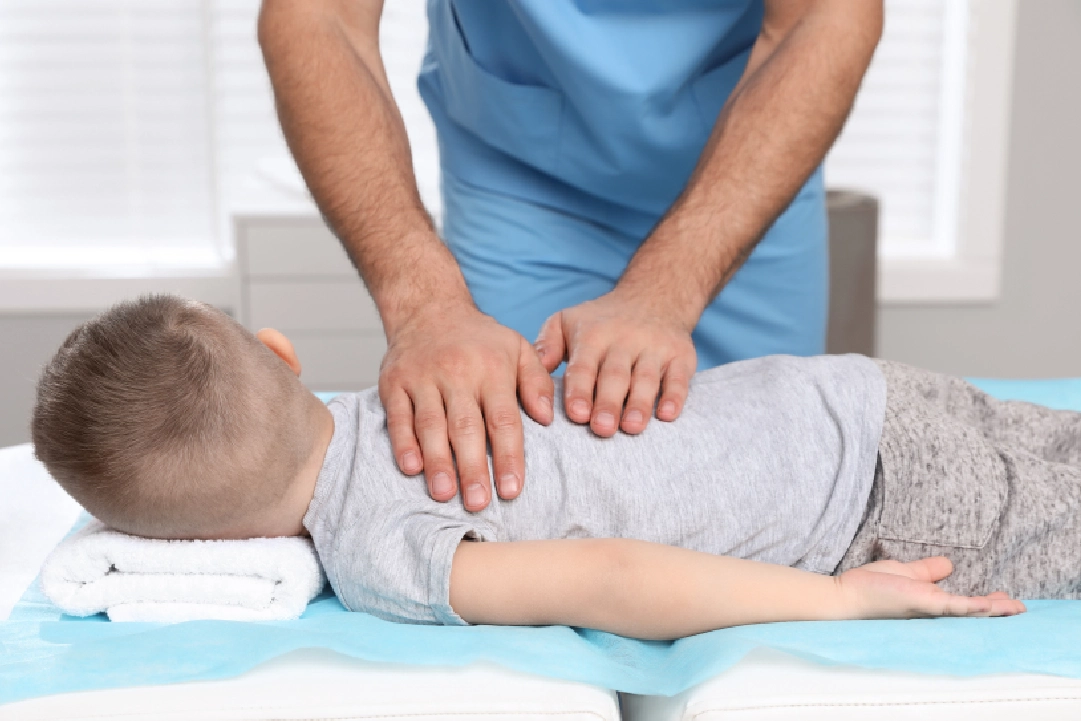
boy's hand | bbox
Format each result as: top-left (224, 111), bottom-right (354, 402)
top-left (837, 556), bottom-right (1026, 620)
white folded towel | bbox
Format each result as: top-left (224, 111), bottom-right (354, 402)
top-left (41, 519), bottom-right (326, 622)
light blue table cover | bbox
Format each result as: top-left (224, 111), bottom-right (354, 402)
top-left (3, 378), bottom-right (1081, 705)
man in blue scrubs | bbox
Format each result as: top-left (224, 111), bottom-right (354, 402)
top-left (259, 0), bottom-right (883, 511)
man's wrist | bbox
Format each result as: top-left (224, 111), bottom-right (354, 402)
top-left (609, 273), bottom-right (705, 334)
top-left (364, 229), bottom-right (476, 338)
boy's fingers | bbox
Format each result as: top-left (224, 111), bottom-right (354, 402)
top-left (982, 593), bottom-right (1025, 615)
top-left (411, 387), bottom-right (459, 502)
top-left (934, 592), bottom-right (1024, 618)
top-left (380, 384), bottom-right (423, 475)
top-left (951, 596), bottom-right (993, 616)
top-left (445, 394), bottom-right (492, 512)
top-left (518, 336), bottom-right (555, 426)
top-left (905, 556), bottom-right (953, 583)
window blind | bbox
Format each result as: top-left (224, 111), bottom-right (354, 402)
top-left (0, 0), bottom-right (966, 272)
top-left (826, 0), bottom-right (968, 257)
top-left (0, 0), bottom-right (218, 271)
top-left (209, 0), bottom-right (441, 229)
top-left (214, 0), bottom-right (971, 257)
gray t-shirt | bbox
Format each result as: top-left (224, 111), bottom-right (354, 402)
top-left (302, 354), bottom-right (887, 625)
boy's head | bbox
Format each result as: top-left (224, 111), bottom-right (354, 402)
top-left (31, 295), bottom-right (332, 540)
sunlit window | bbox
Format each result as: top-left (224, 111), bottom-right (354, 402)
top-left (0, 0), bottom-right (973, 273)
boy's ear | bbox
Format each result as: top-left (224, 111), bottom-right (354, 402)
top-left (256, 328), bottom-right (302, 376)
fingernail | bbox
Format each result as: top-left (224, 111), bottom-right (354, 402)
top-left (432, 472), bottom-right (453, 497)
top-left (625, 409), bottom-right (643, 426)
top-left (402, 451), bottom-right (420, 474)
top-left (465, 483), bottom-right (487, 509)
top-left (539, 395), bottom-right (552, 410)
top-left (534, 343), bottom-right (546, 359)
top-left (571, 399), bottom-right (589, 418)
top-left (500, 473), bottom-right (520, 496)
top-left (596, 411), bottom-right (615, 430)
top-left (659, 401), bottom-right (676, 418)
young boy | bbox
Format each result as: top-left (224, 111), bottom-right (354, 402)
top-left (37, 294), bottom-right (1081, 640)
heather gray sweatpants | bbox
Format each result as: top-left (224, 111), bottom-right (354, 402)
top-left (835, 359), bottom-right (1081, 599)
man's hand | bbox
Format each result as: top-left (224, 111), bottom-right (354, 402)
top-left (533, 289), bottom-right (697, 437)
top-left (836, 557), bottom-right (1025, 620)
top-left (380, 302), bottom-right (555, 511)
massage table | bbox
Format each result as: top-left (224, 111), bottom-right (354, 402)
top-left (5, 430), bottom-right (1081, 720)
top-left (0, 443), bottom-right (618, 721)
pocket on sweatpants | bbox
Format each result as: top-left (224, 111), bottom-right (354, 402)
top-left (877, 417), bottom-right (1008, 550)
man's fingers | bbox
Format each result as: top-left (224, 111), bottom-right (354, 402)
top-left (622, 356), bottom-right (663, 434)
top-left (482, 392), bottom-right (526, 501)
top-left (445, 394), bottom-right (493, 512)
top-left (591, 350), bottom-right (634, 437)
top-left (380, 384), bottom-right (423, 475)
top-left (518, 336), bottom-right (555, 425)
top-left (563, 345), bottom-right (603, 425)
top-left (657, 358), bottom-right (694, 422)
top-left (412, 388), bottom-right (458, 502)
top-left (534, 312), bottom-right (567, 373)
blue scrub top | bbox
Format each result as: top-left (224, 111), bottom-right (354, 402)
top-left (419, 0), bottom-right (829, 365)
top-left (419, 0), bottom-right (767, 240)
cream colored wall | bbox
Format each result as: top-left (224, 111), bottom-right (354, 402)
top-left (877, 0), bottom-right (1081, 377)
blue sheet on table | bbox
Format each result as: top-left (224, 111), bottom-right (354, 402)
top-left (4, 378), bottom-right (1081, 705)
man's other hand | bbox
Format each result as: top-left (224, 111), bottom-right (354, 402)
top-left (533, 291), bottom-right (697, 437)
top-left (379, 303), bottom-right (554, 511)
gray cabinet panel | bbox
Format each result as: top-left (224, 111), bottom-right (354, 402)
top-left (247, 280), bottom-right (381, 332)
top-left (291, 333), bottom-right (386, 392)
top-left (238, 220), bottom-right (355, 278)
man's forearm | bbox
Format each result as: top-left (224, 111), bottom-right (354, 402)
top-left (258, 1), bottom-right (472, 334)
top-left (616, 0), bottom-right (883, 327)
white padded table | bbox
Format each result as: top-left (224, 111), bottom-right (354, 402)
top-left (0, 443), bottom-right (619, 721)
top-left (8, 442), bottom-right (1081, 721)
top-left (620, 647), bottom-right (1081, 720)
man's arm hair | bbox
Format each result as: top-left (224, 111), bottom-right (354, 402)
top-left (257, 0), bottom-right (472, 335)
top-left (615, 0), bottom-right (884, 328)
top-left (258, 1), bottom-right (555, 510)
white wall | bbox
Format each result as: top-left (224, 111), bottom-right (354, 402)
top-left (877, 0), bottom-right (1081, 377)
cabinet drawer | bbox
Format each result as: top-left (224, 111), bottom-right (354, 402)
top-left (238, 219), bottom-right (356, 278)
top-left (245, 280), bottom-right (382, 332)
top-left (291, 332), bottom-right (386, 391)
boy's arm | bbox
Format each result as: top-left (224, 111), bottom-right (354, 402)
top-left (449, 539), bottom-right (1024, 640)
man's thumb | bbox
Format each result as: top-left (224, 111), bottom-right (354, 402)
top-left (533, 311), bottom-right (566, 373)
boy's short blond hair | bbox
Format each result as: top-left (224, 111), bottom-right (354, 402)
top-left (31, 295), bottom-right (318, 538)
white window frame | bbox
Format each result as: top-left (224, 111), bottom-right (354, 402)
top-left (879, 0), bottom-right (1018, 303)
